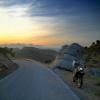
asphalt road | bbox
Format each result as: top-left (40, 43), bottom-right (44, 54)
top-left (0, 60), bottom-right (79, 100)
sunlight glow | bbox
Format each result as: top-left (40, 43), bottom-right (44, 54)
top-left (0, 5), bottom-right (56, 45)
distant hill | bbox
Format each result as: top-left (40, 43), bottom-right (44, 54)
top-left (14, 47), bottom-right (58, 63)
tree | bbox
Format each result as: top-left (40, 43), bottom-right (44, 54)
top-left (91, 42), bottom-right (95, 47)
top-left (96, 40), bottom-right (100, 45)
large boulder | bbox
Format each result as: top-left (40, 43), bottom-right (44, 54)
top-left (53, 43), bottom-right (84, 71)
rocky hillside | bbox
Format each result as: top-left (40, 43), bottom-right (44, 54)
top-left (84, 40), bottom-right (100, 68)
top-left (0, 47), bottom-right (18, 79)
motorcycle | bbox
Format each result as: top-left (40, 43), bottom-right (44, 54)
top-left (73, 67), bottom-right (84, 88)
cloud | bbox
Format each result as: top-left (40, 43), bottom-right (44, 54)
top-left (0, 0), bottom-right (33, 6)
top-left (0, 0), bottom-right (100, 46)
top-left (1, 0), bottom-right (100, 18)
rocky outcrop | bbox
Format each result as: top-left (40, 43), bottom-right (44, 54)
top-left (0, 53), bottom-right (18, 79)
top-left (53, 43), bottom-right (84, 71)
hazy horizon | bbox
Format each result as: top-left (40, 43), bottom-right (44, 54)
top-left (0, 0), bottom-right (100, 47)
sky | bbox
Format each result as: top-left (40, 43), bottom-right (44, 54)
top-left (0, 0), bottom-right (100, 47)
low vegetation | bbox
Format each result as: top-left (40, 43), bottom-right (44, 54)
top-left (84, 40), bottom-right (100, 68)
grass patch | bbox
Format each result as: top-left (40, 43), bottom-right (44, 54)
top-left (90, 77), bottom-right (100, 86)
top-left (94, 77), bottom-right (100, 86)
top-left (94, 91), bottom-right (100, 97)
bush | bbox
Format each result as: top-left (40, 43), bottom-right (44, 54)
top-left (0, 47), bottom-right (15, 58)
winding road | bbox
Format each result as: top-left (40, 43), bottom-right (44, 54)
top-left (0, 60), bottom-right (79, 100)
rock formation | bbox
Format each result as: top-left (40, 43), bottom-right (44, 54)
top-left (53, 43), bottom-right (84, 71)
